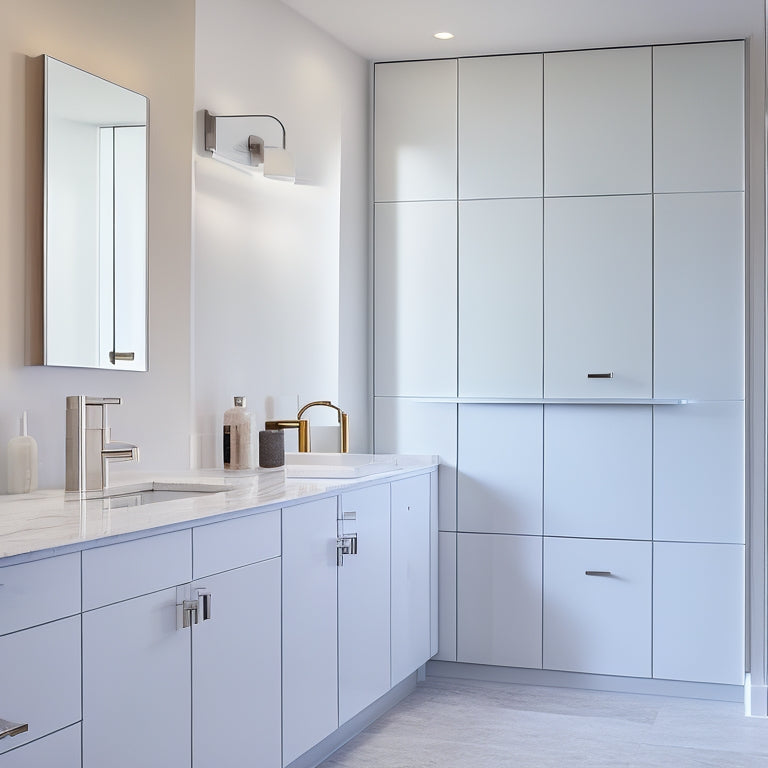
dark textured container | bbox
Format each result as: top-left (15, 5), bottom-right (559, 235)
top-left (259, 429), bottom-right (285, 468)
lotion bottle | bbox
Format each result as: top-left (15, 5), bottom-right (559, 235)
top-left (7, 411), bottom-right (38, 494)
top-left (223, 396), bottom-right (253, 470)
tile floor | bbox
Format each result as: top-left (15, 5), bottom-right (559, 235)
top-left (319, 677), bottom-right (768, 767)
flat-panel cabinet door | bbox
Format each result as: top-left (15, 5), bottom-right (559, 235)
top-left (434, 531), bottom-right (457, 662)
top-left (391, 475), bottom-right (432, 685)
top-left (544, 47), bottom-right (652, 196)
top-left (374, 398), bottom-right (457, 532)
top-left (192, 559), bottom-right (281, 768)
top-left (544, 406), bottom-right (652, 540)
top-left (0, 617), bottom-right (81, 756)
top-left (544, 195), bottom-right (652, 398)
top-left (654, 192), bottom-right (744, 400)
top-left (457, 533), bottom-right (542, 669)
top-left (459, 199), bottom-right (543, 398)
top-left (458, 54), bottom-right (542, 199)
top-left (654, 403), bottom-right (744, 544)
top-left (375, 201), bottom-right (457, 397)
top-left (338, 485), bottom-right (391, 724)
top-left (82, 588), bottom-right (191, 768)
top-left (458, 404), bottom-right (543, 535)
top-left (654, 542), bottom-right (744, 685)
top-left (543, 537), bottom-right (651, 678)
top-left (374, 59), bottom-right (457, 202)
top-left (0, 724), bottom-right (80, 768)
top-left (653, 41), bottom-right (744, 193)
top-left (282, 498), bottom-right (338, 766)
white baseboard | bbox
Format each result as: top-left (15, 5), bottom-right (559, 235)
top-left (745, 673), bottom-right (768, 717)
top-left (427, 660), bottom-right (743, 703)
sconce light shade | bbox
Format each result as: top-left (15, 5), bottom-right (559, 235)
top-left (204, 110), bottom-right (295, 183)
top-left (263, 147), bottom-right (295, 181)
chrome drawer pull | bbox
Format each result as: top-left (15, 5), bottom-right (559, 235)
top-left (109, 351), bottom-right (135, 363)
top-left (0, 718), bottom-right (29, 740)
top-left (197, 589), bottom-right (212, 622)
top-left (587, 373), bottom-right (614, 379)
top-left (585, 570), bottom-right (612, 577)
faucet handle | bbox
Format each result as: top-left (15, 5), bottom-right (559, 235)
top-left (85, 397), bottom-right (122, 406)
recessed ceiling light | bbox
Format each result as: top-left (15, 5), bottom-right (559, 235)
top-left (433, 32), bottom-right (454, 40)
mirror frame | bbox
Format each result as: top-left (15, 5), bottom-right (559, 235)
top-left (25, 54), bottom-right (150, 370)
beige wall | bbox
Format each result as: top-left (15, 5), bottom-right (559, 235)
top-left (192, 0), bottom-right (369, 463)
top-left (0, 0), bottom-right (195, 489)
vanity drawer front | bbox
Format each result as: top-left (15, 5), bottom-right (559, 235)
top-left (193, 509), bottom-right (281, 579)
top-left (0, 617), bottom-right (81, 755)
top-left (82, 530), bottom-right (191, 610)
top-left (0, 724), bottom-right (81, 768)
top-left (543, 537), bottom-right (651, 678)
top-left (0, 553), bottom-right (80, 636)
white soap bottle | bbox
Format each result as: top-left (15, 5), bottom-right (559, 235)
top-left (7, 411), bottom-right (38, 494)
top-left (223, 396), bottom-right (253, 470)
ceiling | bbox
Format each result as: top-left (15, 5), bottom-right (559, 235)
top-left (278, 0), bottom-right (764, 61)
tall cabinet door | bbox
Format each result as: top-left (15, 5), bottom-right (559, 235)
top-left (82, 589), bottom-right (191, 768)
top-left (192, 559), bottom-right (281, 768)
top-left (653, 41), bottom-right (744, 194)
top-left (391, 474), bottom-right (432, 685)
top-left (544, 47), bottom-right (651, 196)
top-left (282, 498), bottom-right (339, 766)
top-left (459, 199), bottom-right (543, 397)
top-left (374, 59), bottom-right (456, 202)
top-left (458, 54), bottom-right (543, 199)
top-left (338, 485), bottom-right (391, 725)
top-left (654, 191), bottom-right (744, 400)
top-left (544, 195), bottom-right (652, 398)
top-left (375, 201), bottom-right (457, 397)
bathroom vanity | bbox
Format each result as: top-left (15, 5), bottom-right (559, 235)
top-left (0, 456), bottom-right (438, 768)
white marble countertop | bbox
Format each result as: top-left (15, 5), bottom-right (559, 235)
top-left (0, 454), bottom-right (437, 564)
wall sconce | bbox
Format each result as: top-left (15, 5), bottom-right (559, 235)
top-left (204, 110), bottom-right (295, 182)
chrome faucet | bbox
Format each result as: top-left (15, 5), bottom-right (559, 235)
top-left (65, 396), bottom-right (139, 494)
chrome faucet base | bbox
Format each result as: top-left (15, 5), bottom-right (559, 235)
top-left (65, 396), bottom-right (139, 493)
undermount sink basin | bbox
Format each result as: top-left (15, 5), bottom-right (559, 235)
top-left (284, 453), bottom-right (399, 479)
top-left (100, 482), bottom-right (230, 508)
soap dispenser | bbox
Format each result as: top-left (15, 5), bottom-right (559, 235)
top-left (223, 397), bottom-right (253, 470)
top-left (7, 411), bottom-right (38, 494)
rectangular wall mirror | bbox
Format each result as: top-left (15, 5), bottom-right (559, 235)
top-left (29, 55), bottom-right (149, 370)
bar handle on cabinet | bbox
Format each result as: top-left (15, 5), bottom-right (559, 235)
top-left (337, 534), bottom-right (358, 566)
top-left (197, 589), bottom-right (212, 621)
top-left (585, 570), bottom-right (612, 577)
top-left (0, 719), bottom-right (29, 740)
top-left (182, 599), bottom-right (199, 628)
top-left (587, 373), bottom-right (614, 379)
top-left (109, 351), bottom-right (135, 364)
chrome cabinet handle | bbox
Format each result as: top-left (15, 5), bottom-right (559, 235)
top-left (0, 718), bottom-right (29, 740)
top-left (182, 599), bottom-right (199, 628)
top-left (585, 570), bottom-right (612, 577)
top-left (109, 351), bottom-right (135, 363)
top-left (197, 589), bottom-right (212, 622)
top-left (587, 373), bottom-right (614, 379)
top-left (336, 534), bottom-right (358, 566)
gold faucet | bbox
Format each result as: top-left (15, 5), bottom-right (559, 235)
top-left (263, 418), bottom-right (310, 452)
top-left (296, 401), bottom-right (349, 453)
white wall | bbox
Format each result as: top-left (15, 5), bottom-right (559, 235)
top-left (0, 0), bottom-right (195, 489)
top-left (193, 0), bottom-right (369, 465)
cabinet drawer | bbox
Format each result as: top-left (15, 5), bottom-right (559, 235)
top-left (0, 553), bottom-right (80, 635)
top-left (82, 529), bottom-right (191, 610)
top-left (193, 509), bottom-right (280, 579)
top-left (0, 724), bottom-right (80, 768)
top-left (0, 617), bottom-right (81, 755)
top-left (543, 537), bottom-right (651, 678)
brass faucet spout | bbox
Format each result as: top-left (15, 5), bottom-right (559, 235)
top-left (295, 401), bottom-right (350, 453)
top-left (263, 419), bottom-right (310, 452)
